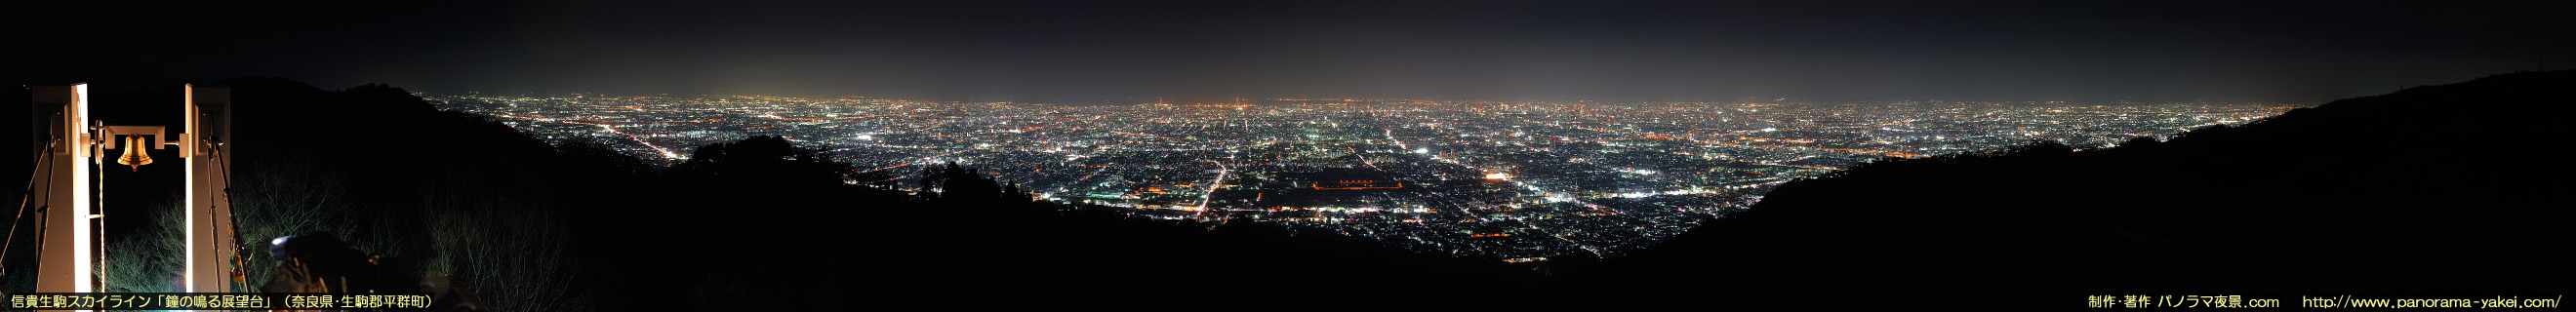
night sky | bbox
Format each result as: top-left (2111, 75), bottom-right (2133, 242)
top-left (10, 0), bottom-right (2570, 104)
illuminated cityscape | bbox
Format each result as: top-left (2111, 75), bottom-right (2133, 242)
top-left (425, 95), bottom-right (2295, 260)
top-left (15, 0), bottom-right (2568, 308)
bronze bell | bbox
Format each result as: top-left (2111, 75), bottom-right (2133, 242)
top-left (116, 136), bottom-right (153, 172)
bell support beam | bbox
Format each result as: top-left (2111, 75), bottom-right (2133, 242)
top-left (183, 84), bottom-right (233, 292)
top-left (97, 126), bottom-right (172, 150)
top-left (30, 84), bottom-right (94, 294)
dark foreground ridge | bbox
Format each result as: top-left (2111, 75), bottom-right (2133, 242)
top-left (1580, 70), bottom-right (2575, 308)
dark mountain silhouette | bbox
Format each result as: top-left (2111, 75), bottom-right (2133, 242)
top-left (1578, 70), bottom-right (2576, 309)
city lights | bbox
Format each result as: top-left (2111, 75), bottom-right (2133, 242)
top-left (428, 95), bottom-right (2293, 259)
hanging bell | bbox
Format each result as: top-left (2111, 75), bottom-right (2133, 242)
top-left (117, 136), bottom-right (153, 172)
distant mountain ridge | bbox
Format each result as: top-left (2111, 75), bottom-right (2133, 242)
top-left (1569, 70), bottom-right (2575, 309)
